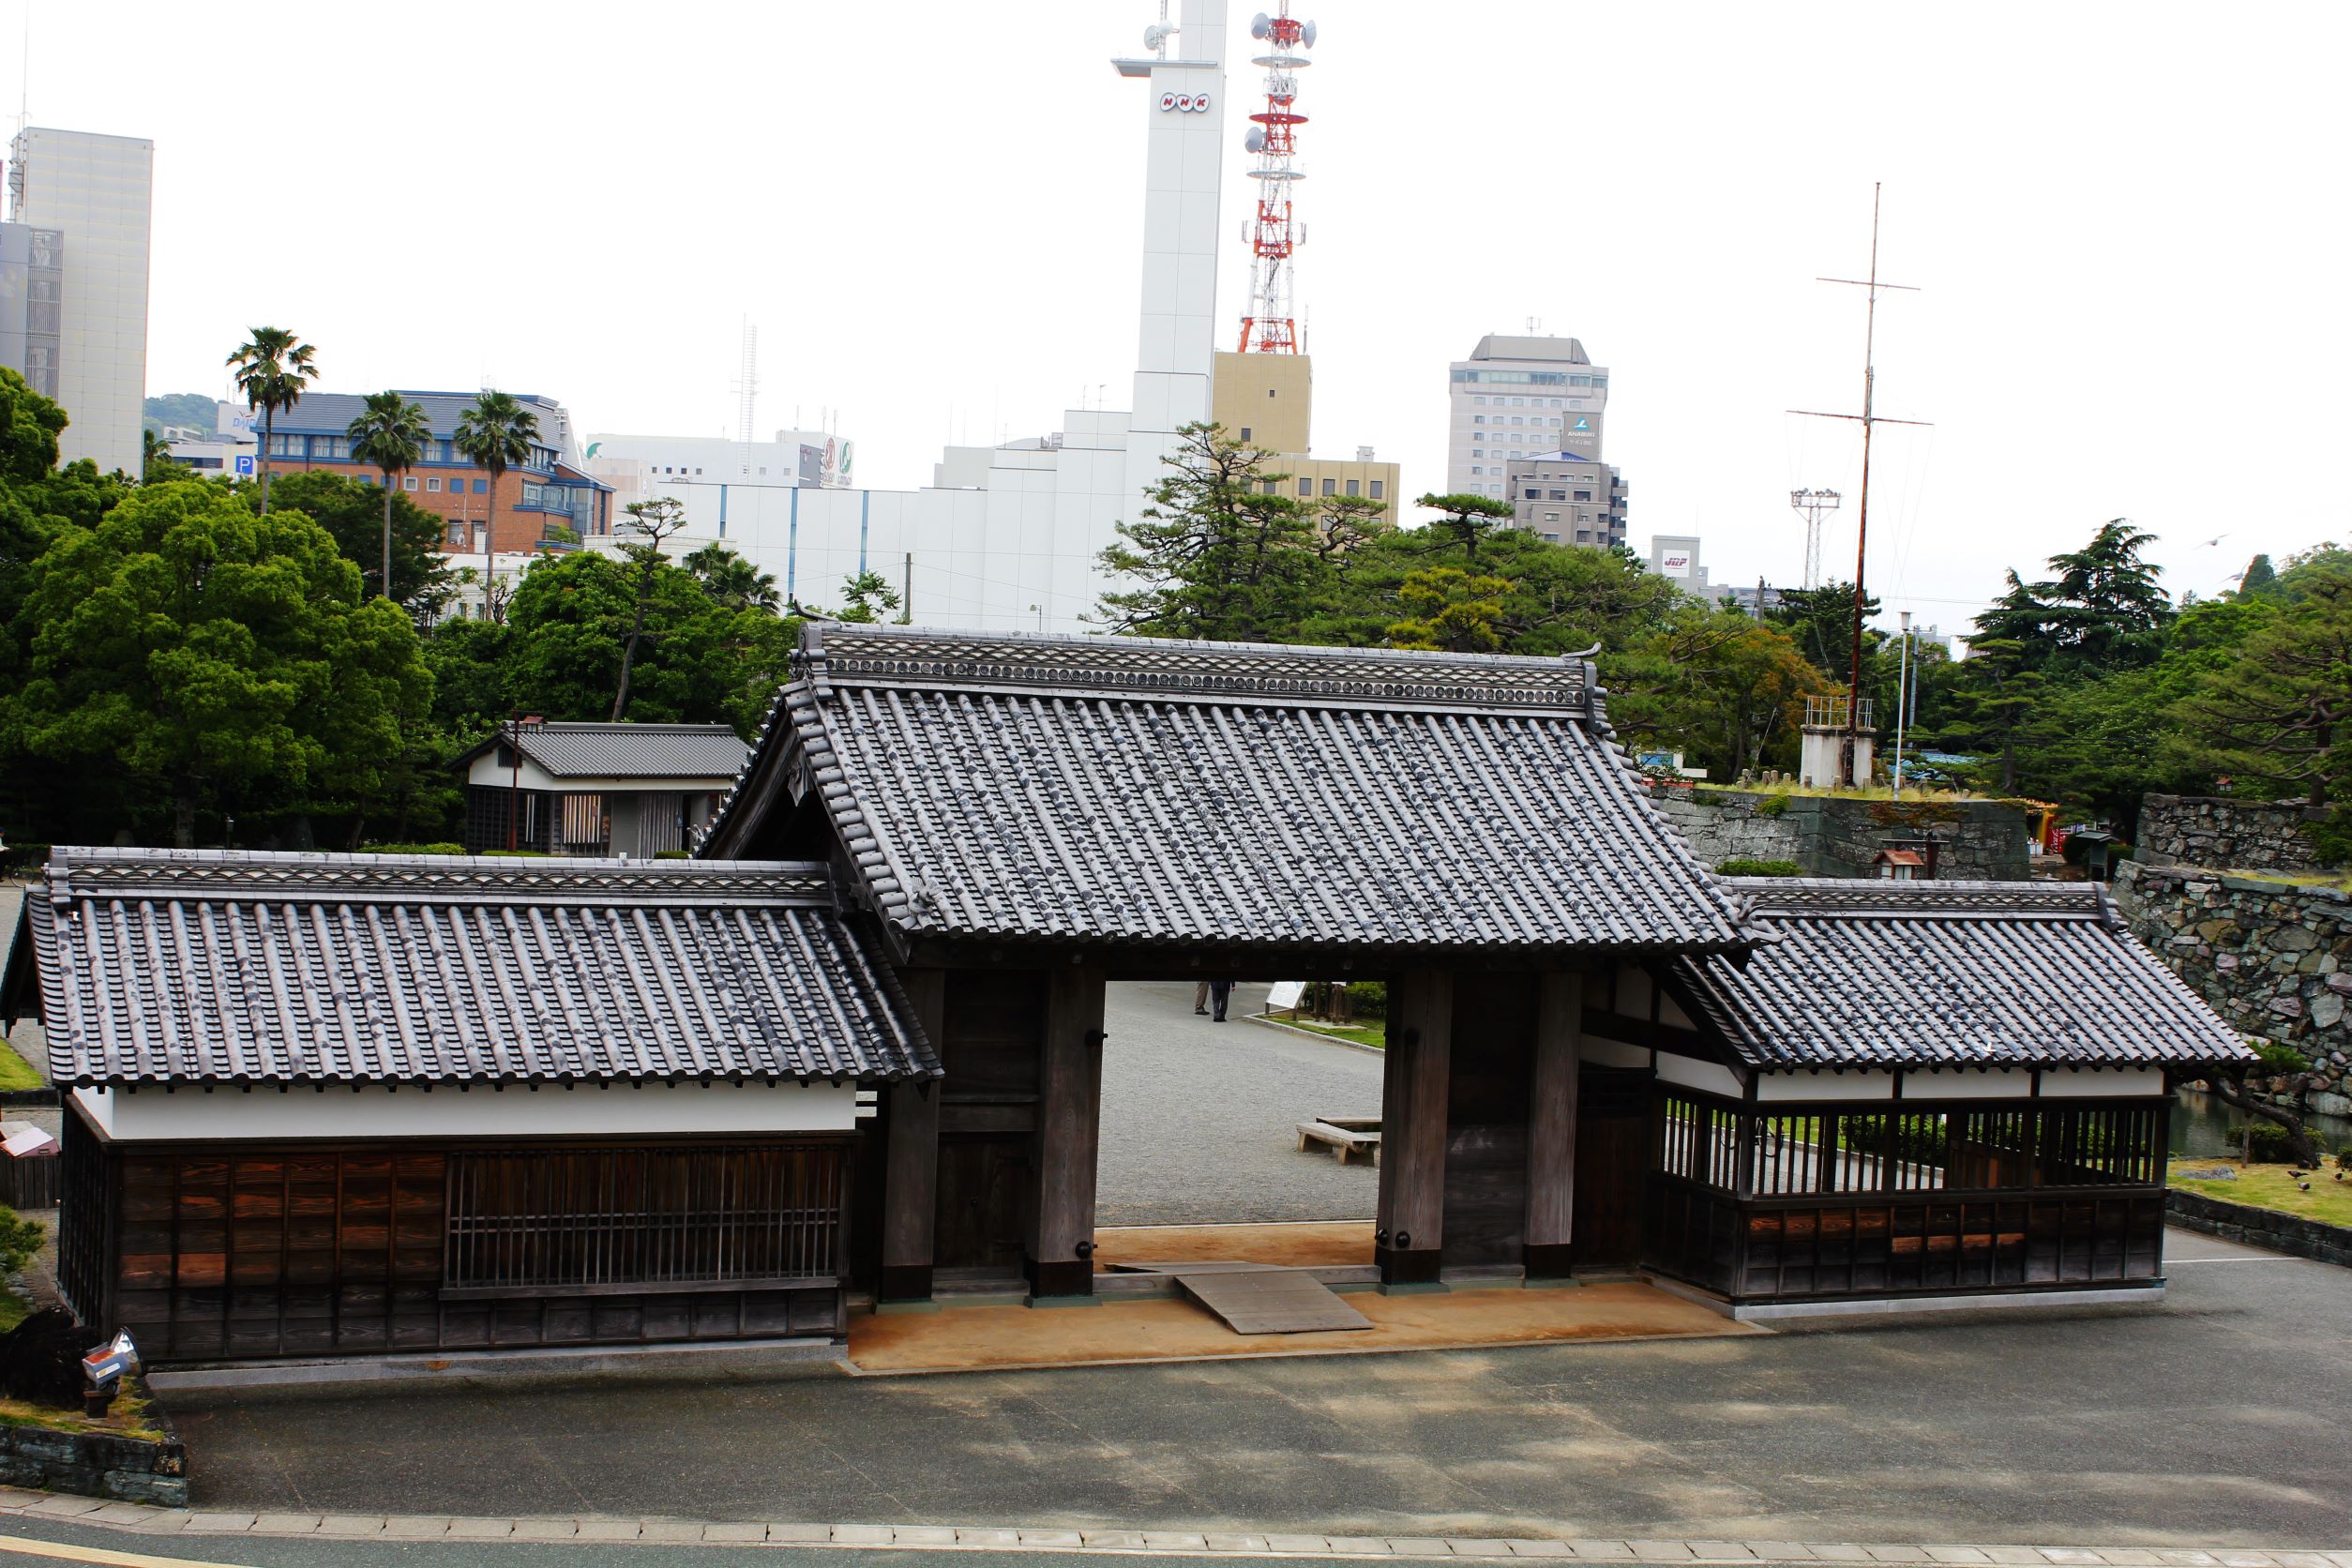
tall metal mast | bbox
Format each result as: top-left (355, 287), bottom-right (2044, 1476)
top-left (1237, 6), bottom-right (1316, 354)
top-left (1790, 184), bottom-right (1929, 788)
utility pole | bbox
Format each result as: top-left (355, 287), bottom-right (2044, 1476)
top-left (1892, 610), bottom-right (1912, 797)
top-left (1790, 183), bottom-right (1931, 788)
top-left (900, 550), bottom-right (912, 625)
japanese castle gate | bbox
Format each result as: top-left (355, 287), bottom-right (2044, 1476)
top-left (9, 626), bottom-right (2251, 1365)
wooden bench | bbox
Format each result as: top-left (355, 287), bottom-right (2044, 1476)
top-left (1295, 1118), bottom-right (1381, 1166)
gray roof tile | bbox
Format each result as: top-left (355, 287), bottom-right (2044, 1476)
top-left (702, 626), bottom-right (1748, 954)
top-left (15, 849), bottom-right (939, 1087)
top-left (479, 722), bottom-right (749, 780)
top-left (1670, 878), bottom-right (2255, 1070)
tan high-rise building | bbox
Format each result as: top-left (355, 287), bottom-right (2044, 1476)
top-left (1211, 351), bottom-right (1401, 520)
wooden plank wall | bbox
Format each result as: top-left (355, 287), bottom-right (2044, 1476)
top-left (92, 1139), bottom-right (849, 1364)
top-left (932, 971), bottom-right (1046, 1277)
top-left (1440, 974), bottom-right (1536, 1268)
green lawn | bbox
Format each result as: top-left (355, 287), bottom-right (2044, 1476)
top-left (2169, 1156), bottom-right (2352, 1228)
top-left (1264, 1015), bottom-right (1385, 1050)
top-left (0, 1042), bottom-right (41, 1093)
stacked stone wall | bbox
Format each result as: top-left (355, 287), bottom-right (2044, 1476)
top-left (2111, 859), bottom-right (2352, 1118)
top-left (1648, 788), bottom-right (2030, 882)
top-left (2138, 793), bottom-right (2324, 872)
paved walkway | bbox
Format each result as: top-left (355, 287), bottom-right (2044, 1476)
top-left (1098, 982), bottom-right (1382, 1226)
top-left (7, 1487), bottom-right (2349, 1564)
top-left (156, 1231), bottom-right (2352, 1547)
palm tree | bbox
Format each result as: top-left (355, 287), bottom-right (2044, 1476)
top-left (346, 391), bottom-right (431, 600)
top-left (225, 326), bottom-right (319, 516)
top-left (451, 390), bottom-right (539, 621)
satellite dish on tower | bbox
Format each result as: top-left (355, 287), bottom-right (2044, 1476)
top-left (1143, 22), bottom-right (1176, 51)
top-left (1250, 12), bottom-right (1273, 39)
top-left (1244, 126), bottom-right (1267, 153)
top-left (1302, 20), bottom-right (1318, 46)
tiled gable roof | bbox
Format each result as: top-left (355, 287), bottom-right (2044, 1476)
top-left (462, 722), bottom-right (749, 781)
top-left (11, 849), bottom-right (939, 1088)
top-left (701, 626), bottom-right (1750, 955)
top-left (1669, 878), bottom-right (2254, 1070)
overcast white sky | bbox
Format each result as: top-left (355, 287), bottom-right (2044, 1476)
top-left (35, 1), bottom-right (2352, 631)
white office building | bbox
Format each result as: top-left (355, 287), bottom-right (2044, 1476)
top-left (3, 128), bottom-right (152, 476)
top-left (1446, 335), bottom-right (1609, 502)
top-left (566, 4), bottom-right (1229, 631)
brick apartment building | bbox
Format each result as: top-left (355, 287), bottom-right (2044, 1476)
top-left (256, 391), bottom-right (611, 556)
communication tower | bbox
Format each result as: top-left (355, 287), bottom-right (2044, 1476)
top-left (1788, 487), bottom-right (1840, 590)
top-left (1236, 6), bottom-right (1317, 354)
top-left (732, 319), bottom-right (760, 445)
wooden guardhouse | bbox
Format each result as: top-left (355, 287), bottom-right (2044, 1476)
top-left (8, 626), bottom-right (2255, 1365)
top-left (8, 852), bottom-right (937, 1364)
top-left (455, 722), bottom-right (748, 856)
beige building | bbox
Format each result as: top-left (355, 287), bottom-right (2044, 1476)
top-left (1212, 351), bottom-right (1401, 520)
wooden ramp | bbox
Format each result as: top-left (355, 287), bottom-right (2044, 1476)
top-left (1168, 1267), bottom-right (1374, 1334)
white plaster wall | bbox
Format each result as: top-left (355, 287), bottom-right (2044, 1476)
top-left (2038, 1065), bottom-right (2167, 1098)
top-left (75, 1081), bottom-right (859, 1142)
top-left (1757, 1072), bottom-right (1894, 1103)
top-left (1653, 1053), bottom-right (1742, 1100)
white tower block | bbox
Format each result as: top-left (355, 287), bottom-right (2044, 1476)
top-left (1117, 0), bottom-right (1229, 508)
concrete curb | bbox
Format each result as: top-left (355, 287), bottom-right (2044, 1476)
top-left (0, 1490), bottom-right (2344, 1564)
top-left (1244, 1012), bottom-right (1385, 1056)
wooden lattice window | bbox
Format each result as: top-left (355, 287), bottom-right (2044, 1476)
top-left (444, 1144), bottom-right (846, 1296)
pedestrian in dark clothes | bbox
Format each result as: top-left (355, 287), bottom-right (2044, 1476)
top-left (1210, 978), bottom-right (1234, 1022)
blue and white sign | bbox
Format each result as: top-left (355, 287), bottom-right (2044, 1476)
top-left (1572, 416), bottom-right (1591, 432)
top-left (83, 1331), bottom-right (135, 1387)
top-left (234, 455), bottom-right (255, 476)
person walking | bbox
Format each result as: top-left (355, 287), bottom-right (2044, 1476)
top-left (1210, 978), bottom-right (1235, 1023)
top-left (1193, 980), bottom-right (1211, 1016)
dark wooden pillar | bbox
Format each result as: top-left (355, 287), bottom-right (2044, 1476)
top-left (1027, 964), bottom-right (1106, 1301)
top-left (1524, 970), bottom-right (1583, 1281)
top-left (1376, 966), bottom-right (1452, 1288)
top-left (879, 969), bottom-right (945, 1304)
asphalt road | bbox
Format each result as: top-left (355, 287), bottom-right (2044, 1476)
top-left (1097, 980), bottom-right (1382, 1224)
top-left (158, 1229), bottom-right (2352, 1550)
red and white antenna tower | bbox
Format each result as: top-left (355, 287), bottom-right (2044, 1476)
top-left (1237, 6), bottom-right (1316, 354)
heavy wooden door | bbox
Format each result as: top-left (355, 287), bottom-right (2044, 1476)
top-left (1572, 1067), bottom-right (1651, 1269)
top-left (930, 971), bottom-right (1046, 1278)
top-left (933, 1137), bottom-right (1031, 1274)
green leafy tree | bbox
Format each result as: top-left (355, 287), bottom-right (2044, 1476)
top-left (1410, 491), bottom-right (1516, 565)
top-left (684, 542), bottom-right (779, 612)
top-left (451, 391), bottom-right (539, 620)
top-left (225, 326), bottom-right (318, 516)
top-left (1097, 423), bottom-right (1326, 640)
top-left (141, 428), bottom-right (182, 484)
top-left (2238, 553), bottom-right (2278, 598)
top-left (346, 391), bottom-right (431, 598)
top-left (611, 497), bottom-right (691, 719)
top-left (255, 471), bottom-right (450, 612)
top-left (1387, 567), bottom-right (1514, 653)
top-left (2171, 554), bottom-right (2352, 842)
top-left (827, 570), bottom-right (902, 624)
top-left (1976, 520), bottom-right (2173, 678)
top-left (12, 480), bottom-right (431, 847)
top-left (1944, 637), bottom-right (2045, 793)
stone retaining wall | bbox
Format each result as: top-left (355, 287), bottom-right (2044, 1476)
top-left (1649, 788), bottom-right (2030, 882)
top-left (0, 1418), bottom-right (186, 1506)
top-left (2164, 1188), bottom-right (2352, 1269)
top-left (2138, 793), bottom-right (2323, 872)
top-left (2111, 860), bottom-right (2352, 1116)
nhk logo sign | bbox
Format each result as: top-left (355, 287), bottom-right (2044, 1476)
top-left (1159, 92), bottom-right (1212, 113)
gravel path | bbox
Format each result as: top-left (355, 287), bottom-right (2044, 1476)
top-left (1096, 981), bottom-right (1382, 1226)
